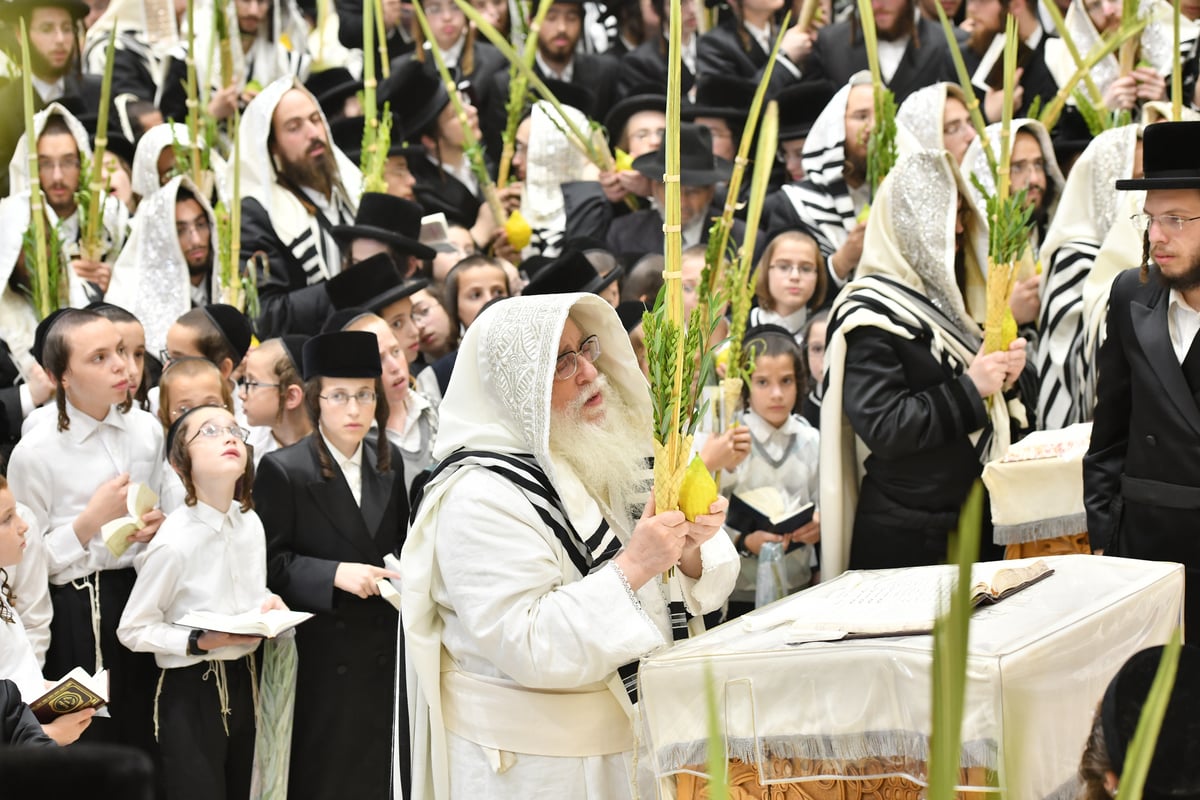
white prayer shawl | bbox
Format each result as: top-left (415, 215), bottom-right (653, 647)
top-left (1043, 0), bottom-right (1185, 101)
top-left (962, 118), bottom-right (1065, 234)
top-left (819, 151), bottom-right (1012, 580)
top-left (130, 123), bottom-right (230, 203)
top-left (896, 82), bottom-right (970, 154)
top-left (521, 101), bottom-right (591, 258)
top-left (401, 294), bottom-right (738, 800)
top-left (106, 175), bottom-right (222, 355)
top-left (190, 0), bottom-right (311, 94)
top-left (779, 72), bottom-right (873, 257)
top-left (238, 76), bottom-right (361, 283)
top-left (84, 0), bottom-right (182, 108)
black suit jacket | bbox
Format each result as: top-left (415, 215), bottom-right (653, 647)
top-left (604, 205), bottom-right (749, 265)
top-left (336, 0), bottom-right (416, 62)
top-left (696, 17), bottom-right (801, 95)
top-left (962, 33), bottom-right (1059, 121)
top-left (255, 434), bottom-right (409, 798)
top-left (801, 15), bottom-right (957, 105)
top-left (618, 38), bottom-right (695, 98)
top-left (482, 52), bottom-right (621, 156)
top-left (0, 71), bottom-right (101, 196)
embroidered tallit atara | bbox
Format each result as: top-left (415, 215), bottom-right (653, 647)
top-left (522, 101), bottom-right (592, 259)
top-left (106, 175), bottom-right (222, 355)
top-left (239, 76), bottom-right (362, 285)
top-left (895, 82), bottom-right (971, 157)
top-left (129, 122), bottom-right (230, 203)
top-left (818, 150), bottom-right (1013, 580)
top-left (400, 294), bottom-right (738, 800)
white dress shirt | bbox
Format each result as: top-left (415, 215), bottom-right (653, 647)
top-left (118, 501), bottom-right (271, 668)
top-left (0, 600), bottom-right (48, 703)
top-left (321, 430), bottom-right (364, 507)
top-left (535, 51), bottom-right (574, 82)
top-left (1168, 289), bottom-right (1200, 363)
top-left (31, 75), bottom-right (65, 104)
top-left (7, 402), bottom-right (164, 583)
top-left (7, 501), bottom-right (53, 669)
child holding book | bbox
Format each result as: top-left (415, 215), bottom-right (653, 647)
top-left (119, 404), bottom-right (287, 800)
top-left (7, 309), bottom-right (165, 753)
top-left (156, 357), bottom-right (235, 511)
top-left (0, 475), bottom-right (96, 746)
top-left (707, 325), bottom-right (821, 619)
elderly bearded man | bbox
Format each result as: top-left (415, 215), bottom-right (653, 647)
top-left (402, 294), bottom-right (739, 799)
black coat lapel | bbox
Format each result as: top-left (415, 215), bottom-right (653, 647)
top-left (305, 440), bottom-right (382, 563)
top-left (360, 444), bottom-right (396, 545)
top-left (1131, 292), bottom-right (1200, 436)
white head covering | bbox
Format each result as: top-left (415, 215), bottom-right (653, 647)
top-left (521, 101), bottom-right (592, 259)
top-left (8, 102), bottom-right (93, 196)
top-left (131, 122), bottom-right (193, 198)
top-left (799, 71), bottom-right (873, 191)
top-left (0, 194), bottom-right (38, 373)
top-left (238, 75), bottom-right (362, 215)
top-left (402, 293), bottom-right (652, 800)
top-left (106, 175), bottom-right (222, 355)
top-left (190, 0), bottom-right (312, 92)
top-left (896, 82), bottom-right (969, 153)
top-left (961, 118), bottom-right (1066, 231)
top-left (1044, 0), bottom-right (1181, 96)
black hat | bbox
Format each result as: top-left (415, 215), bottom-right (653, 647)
top-left (520, 254), bottom-right (553, 280)
top-left (379, 60), bottom-right (448, 140)
top-left (329, 115), bottom-right (423, 162)
top-left (632, 123), bottom-right (734, 186)
top-left (522, 249), bottom-right (614, 296)
top-left (542, 78), bottom-right (597, 120)
top-left (604, 93), bottom-right (667, 145)
top-left (1051, 106), bottom-right (1094, 171)
top-left (305, 67), bottom-right (363, 120)
top-left (414, 180), bottom-right (482, 229)
top-left (302, 330), bottom-right (382, 380)
top-left (0, 0), bottom-right (89, 21)
top-left (280, 334), bottom-right (308, 370)
top-left (331, 193), bottom-right (437, 260)
top-left (325, 252), bottom-right (428, 313)
top-left (1101, 643), bottom-right (1200, 799)
top-left (683, 74), bottom-right (754, 125)
top-left (775, 80), bottom-right (836, 142)
top-left (615, 299), bottom-right (647, 332)
top-left (30, 307), bottom-right (73, 367)
top-left (321, 306), bottom-right (374, 333)
top-left (744, 322), bottom-right (799, 344)
top-left (201, 304), bottom-right (253, 368)
top-left (1116, 121), bottom-right (1200, 190)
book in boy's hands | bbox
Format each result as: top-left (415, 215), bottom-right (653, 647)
top-left (101, 482), bottom-right (159, 558)
top-left (377, 553), bottom-right (402, 611)
top-left (29, 667), bottom-right (109, 723)
top-left (174, 609), bottom-right (313, 638)
top-left (726, 486), bottom-right (815, 546)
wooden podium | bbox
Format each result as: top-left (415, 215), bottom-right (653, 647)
top-left (639, 556), bottom-right (1182, 800)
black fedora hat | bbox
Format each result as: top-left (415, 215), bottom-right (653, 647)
top-left (683, 74), bottom-right (754, 124)
top-left (305, 67), bottom-right (363, 120)
top-left (1116, 121), bottom-right (1200, 190)
top-left (380, 60), bottom-right (449, 140)
top-left (0, 0), bottom-right (88, 20)
top-left (302, 331), bottom-right (382, 380)
top-left (542, 78), bottom-right (598, 119)
top-left (632, 122), bottom-right (734, 186)
top-left (522, 249), bottom-right (613, 296)
top-left (604, 93), bottom-right (666, 145)
top-left (325, 252), bottom-right (428, 313)
top-left (1101, 643), bottom-right (1200, 800)
top-left (329, 116), bottom-right (423, 162)
top-left (331, 193), bottom-right (437, 260)
top-left (775, 80), bottom-right (836, 142)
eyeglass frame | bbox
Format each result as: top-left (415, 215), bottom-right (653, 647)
top-left (1130, 213), bottom-right (1200, 233)
top-left (237, 376), bottom-right (281, 393)
top-left (319, 389), bottom-right (379, 406)
top-left (187, 422), bottom-right (251, 445)
top-left (554, 335), bottom-right (601, 381)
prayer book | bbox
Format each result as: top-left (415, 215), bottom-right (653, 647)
top-left (174, 609), bottom-right (313, 638)
top-left (744, 558), bottom-right (1055, 641)
top-left (29, 668), bottom-right (109, 723)
top-left (101, 482), bottom-right (159, 558)
top-left (726, 487), bottom-right (815, 550)
top-left (377, 553), bottom-right (403, 611)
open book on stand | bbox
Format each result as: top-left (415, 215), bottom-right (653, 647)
top-left (174, 609), bottom-right (313, 638)
top-left (101, 483), bottom-right (158, 558)
top-left (29, 667), bottom-right (109, 723)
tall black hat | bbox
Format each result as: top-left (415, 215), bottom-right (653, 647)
top-left (682, 74), bottom-right (754, 125)
top-left (330, 193), bottom-right (437, 260)
top-left (302, 330), bottom-right (382, 380)
top-left (542, 78), bottom-right (598, 119)
top-left (324, 252), bottom-right (428, 312)
top-left (1116, 121), bottom-right (1200, 190)
top-left (632, 123), bottom-right (733, 186)
top-left (329, 115), bottom-right (423, 162)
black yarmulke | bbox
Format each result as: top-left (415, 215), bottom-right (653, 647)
top-left (201, 304), bottom-right (253, 367)
top-left (31, 307), bottom-right (73, 367)
top-left (302, 331), bottom-right (382, 380)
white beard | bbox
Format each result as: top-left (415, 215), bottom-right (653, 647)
top-left (548, 374), bottom-right (650, 534)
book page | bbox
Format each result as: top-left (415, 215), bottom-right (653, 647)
top-left (175, 609), bottom-right (313, 637)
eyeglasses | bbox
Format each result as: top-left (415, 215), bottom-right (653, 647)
top-left (159, 349), bottom-right (173, 364)
top-left (770, 262), bottom-right (819, 276)
top-left (38, 157), bottom-right (81, 174)
top-left (554, 335), bottom-right (601, 381)
top-left (237, 377), bottom-right (280, 392)
top-left (424, 2), bottom-right (464, 15)
top-left (319, 389), bottom-right (378, 406)
top-left (176, 218), bottom-right (211, 237)
top-left (1009, 159), bottom-right (1046, 177)
top-left (1131, 213), bottom-right (1200, 232)
top-left (187, 422), bottom-right (250, 444)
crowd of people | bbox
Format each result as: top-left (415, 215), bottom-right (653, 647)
top-left (2, 0), bottom-right (1200, 795)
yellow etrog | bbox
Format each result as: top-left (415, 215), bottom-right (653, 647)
top-left (678, 456), bottom-right (717, 522)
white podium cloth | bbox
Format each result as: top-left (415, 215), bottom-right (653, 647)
top-left (638, 555), bottom-right (1183, 799)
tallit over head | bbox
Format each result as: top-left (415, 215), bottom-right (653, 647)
top-left (962, 118), bottom-right (1066, 230)
top-left (190, 0), bottom-right (311, 92)
top-left (237, 75), bottom-right (363, 215)
top-left (8, 102), bottom-right (93, 196)
top-left (800, 71), bottom-right (873, 191)
top-left (897, 82), bottom-right (969, 153)
top-left (106, 175), bottom-right (222, 355)
top-left (522, 101), bottom-right (592, 258)
top-left (435, 293), bottom-right (651, 479)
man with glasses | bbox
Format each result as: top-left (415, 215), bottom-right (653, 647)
top-left (1086, 120), bottom-right (1200, 644)
top-left (403, 294), bottom-right (737, 799)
